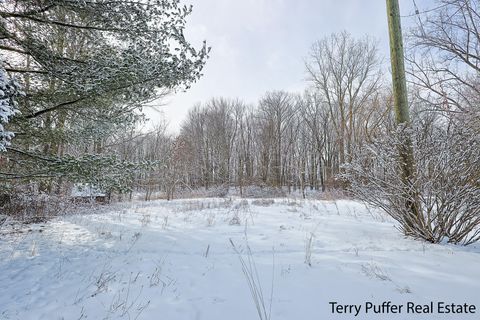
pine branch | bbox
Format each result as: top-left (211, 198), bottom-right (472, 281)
top-left (1, 12), bottom-right (124, 32)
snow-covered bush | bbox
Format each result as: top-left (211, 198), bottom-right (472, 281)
top-left (251, 199), bottom-right (275, 207)
top-left (344, 116), bottom-right (480, 245)
top-left (241, 185), bottom-right (286, 198)
top-left (0, 64), bottom-right (21, 151)
top-left (0, 191), bottom-right (70, 222)
top-left (310, 189), bottom-right (347, 201)
top-left (205, 185), bottom-right (229, 198)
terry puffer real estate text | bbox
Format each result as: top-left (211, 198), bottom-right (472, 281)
top-left (329, 301), bottom-right (476, 317)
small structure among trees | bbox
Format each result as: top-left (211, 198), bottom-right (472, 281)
top-left (71, 183), bottom-right (109, 204)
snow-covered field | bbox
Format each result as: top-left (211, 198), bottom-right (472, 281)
top-left (1, 198), bottom-right (479, 320)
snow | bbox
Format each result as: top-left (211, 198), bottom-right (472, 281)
top-left (0, 198), bottom-right (479, 320)
top-left (0, 63), bottom-right (21, 152)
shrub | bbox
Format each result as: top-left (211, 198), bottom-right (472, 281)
top-left (0, 191), bottom-right (70, 222)
top-left (242, 185), bottom-right (286, 198)
top-left (344, 118), bottom-right (480, 245)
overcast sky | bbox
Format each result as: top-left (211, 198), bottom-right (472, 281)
top-left (145, 0), bottom-right (436, 133)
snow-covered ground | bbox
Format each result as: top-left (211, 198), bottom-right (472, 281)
top-left (0, 198), bottom-right (479, 320)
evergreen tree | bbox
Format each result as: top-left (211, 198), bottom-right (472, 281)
top-left (0, 0), bottom-right (209, 192)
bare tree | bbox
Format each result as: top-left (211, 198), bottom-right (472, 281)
top-left (407, 0), bottom-right (480, 113)
top-left (257, 91), bottom-right (297, 187)
top-left (305, 31), bottom-right (382, 167)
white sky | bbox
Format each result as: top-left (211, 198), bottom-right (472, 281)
top-left (144, 0), bottom-right (436, 133)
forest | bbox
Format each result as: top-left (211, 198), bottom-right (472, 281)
top-left (0, 1), bottom-right (479, 319)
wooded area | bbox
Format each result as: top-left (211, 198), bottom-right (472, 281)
top-left (0, 0), bottom-right (479, 244)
